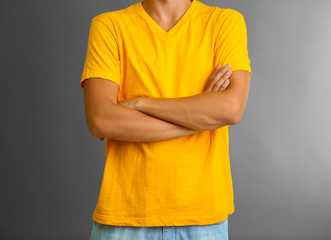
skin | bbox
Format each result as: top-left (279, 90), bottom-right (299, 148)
top-left (116, 67), bottom-right (249, 132)
top-left (113, 0), bottom-right (251, 133)
top-left (118, 64), bottom-right (232, 131)
top-left (83, 0), bottom-right (250, 142)
top-left (141, 0), bottom-right (195, 33)
top-left (93, 65), bottom-right (232, 142)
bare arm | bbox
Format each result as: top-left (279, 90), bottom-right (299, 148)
top-left (120, 68), bottom-right (251, 131)
top-left (83, 78), bottom-right (201, 142)
top-left (83, 64), bottom-right (230, 142)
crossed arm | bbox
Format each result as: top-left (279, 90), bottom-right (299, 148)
top-left (83, 67), bottom-right (251, 142)
top-left (117, 69), bottom-right (251, 129)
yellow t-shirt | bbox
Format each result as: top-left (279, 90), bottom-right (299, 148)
top-left (80, 0), bottom-right (252, 227)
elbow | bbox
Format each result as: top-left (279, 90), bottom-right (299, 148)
top-left (226, 105), bottom-right (244, 125)
top-left (227, 113), bottom-right (242, 125)
top-left (89, 117), bottom-right (123, 139)
top-left (90, 125), bottom-right (102, 138)
top-left (89, 124), bottom-right (102, 138)
top-left (87, 118), bottom-right (105, 138)
top-left (209, 94), bottom-right (247, 128)
top-left (213, 101), bottom-right (244, 127)
top-left (201, 107), bottom-right (243, 130)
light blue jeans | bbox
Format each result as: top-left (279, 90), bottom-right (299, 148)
top-left (90, 217), bottom-right (228, 240)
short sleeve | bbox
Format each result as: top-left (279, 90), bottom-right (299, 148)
top-left (214, 9), bottom-right (252, 78)
top-left (80, 16), bottom-right (121, 88)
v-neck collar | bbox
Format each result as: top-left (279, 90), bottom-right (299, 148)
top-left (136, 0), bottom-right (197, 39)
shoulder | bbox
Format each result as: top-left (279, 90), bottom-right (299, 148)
top-left (92, 3), bottom-right (136, 25)
top-left (211, 7), bottom-right (248, 32)
top-left (196, 1), bottom-right (245, 26)
top-left (92, 12), bottom-right (120, 26)
top-left (215, 8), bottom-right (245, 23)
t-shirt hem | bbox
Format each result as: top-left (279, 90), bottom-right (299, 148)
top-left (80, 71), bottom-right (120, 88)
top-left (91, 207), bottom-right (235, 227)
top-left (231, 67), bottom-right (252, 79)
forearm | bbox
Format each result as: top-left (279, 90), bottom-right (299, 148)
top-left (134, 91), bottom-right (237, 131)
top-left (93, 103), bottom-right (201, 142)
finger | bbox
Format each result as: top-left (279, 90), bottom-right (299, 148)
top-left (210, 64), bottom-right (222, 79)
top-left (218, 79), bottom-right (230, 91)
top-left (213, 63), bottom-right (231, 81)
top-left (209, 67), bottom-right (231, 91)
top-left (204, 64), bottom-right (231, 92)
top-left (211, 78), bottom-right (226, 91)
top-left (211, 71), bottom-right (232, 91)
top-left (204, 65), bottom-right (222, 91)
top-left (213, 79), bottom-right (229, 92)
top-left (212, 70), bottom-right (232, 91)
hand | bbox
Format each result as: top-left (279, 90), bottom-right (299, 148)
top-left (204, 64), bottom-right (232, 92)
top-left (117, 97), bottom-right (141, 110)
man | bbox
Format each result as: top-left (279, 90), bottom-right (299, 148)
top-left (80, 0), bottom-right (252, 239)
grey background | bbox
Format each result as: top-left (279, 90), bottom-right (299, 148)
top-left (1, 0), bottom-right (330, 239)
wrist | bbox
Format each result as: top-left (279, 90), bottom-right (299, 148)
top-left (135, 96), bottom-right (147, 111)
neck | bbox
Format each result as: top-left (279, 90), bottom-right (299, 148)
top-left (141, 0), bottom-right (193, 24)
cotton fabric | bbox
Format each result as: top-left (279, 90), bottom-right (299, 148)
top-left (81, 0), bottom-right (251, 227)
